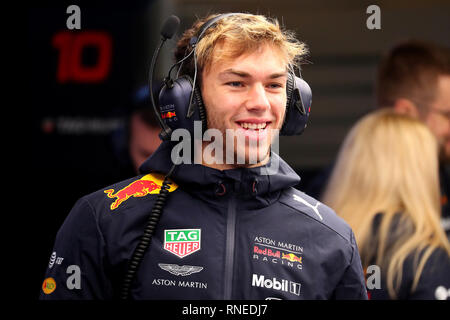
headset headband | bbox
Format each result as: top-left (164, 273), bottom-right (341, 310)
top-left (190, 13), bottom-right (239, 47)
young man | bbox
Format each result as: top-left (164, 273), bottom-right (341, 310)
top-left (376, 40), bottom-right (450, 238)
top-left (39, 13), bottom-right (367, 300)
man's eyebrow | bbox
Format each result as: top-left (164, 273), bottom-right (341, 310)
top-left (269, 72), bottom-right (288, 79)
top-left (218, 69), bottom-right (250, 78)
top-left (218, 69), bottom-right (288, 79)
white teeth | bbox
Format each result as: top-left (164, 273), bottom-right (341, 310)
top-left (240, 122), bottom-right (267, 130)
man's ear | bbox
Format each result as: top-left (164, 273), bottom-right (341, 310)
top-left (393, 98), bottom-right (420, 118)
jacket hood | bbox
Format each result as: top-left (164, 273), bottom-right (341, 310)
top-left (139, 141), bottom-right (301, 209)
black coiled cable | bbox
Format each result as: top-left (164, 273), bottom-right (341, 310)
top-left (120, 165), bottom-right (177, 300)
top-left (194, 87), bottom-right (208, 133)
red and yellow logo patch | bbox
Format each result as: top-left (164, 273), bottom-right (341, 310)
top-left (42, 277), bottom-right (56, 295)
top-left (104, 173), bottom-right (178, 210)
top-left (281, 253), bottom-right (303, 263)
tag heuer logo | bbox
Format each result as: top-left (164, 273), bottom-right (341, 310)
top-left (164, 229), bottom-right (201, 258)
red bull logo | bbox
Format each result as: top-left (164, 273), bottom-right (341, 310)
top-left (104, 173), bottom-right (178, 210)
top-left (254, 245), bottom-right (281, 258)
top-left (162, 111), bottom-right (177, 119)
top-left (282, 253), bottom-right (302, 263)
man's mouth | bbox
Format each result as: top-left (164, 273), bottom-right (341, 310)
top-left (236, 121), bottom-right (271, 131)
top-left (234, 120), bottom-right (272, 142)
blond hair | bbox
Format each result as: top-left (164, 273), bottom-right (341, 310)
top-left (174, 13), bottom-right (308, 78)
top-left (322, 109), bottom-right (450, 299)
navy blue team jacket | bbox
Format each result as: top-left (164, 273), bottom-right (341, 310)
top-left (39, 141), bottom-right (368, 300)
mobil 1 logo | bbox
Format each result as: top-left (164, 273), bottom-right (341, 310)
top-left (252, 274), bottom-right (301, 297)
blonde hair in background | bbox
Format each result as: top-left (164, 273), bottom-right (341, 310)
top-left (322, 109), bottom-right (450, 299)
top-left (174, 13), bottom-right (308, 78)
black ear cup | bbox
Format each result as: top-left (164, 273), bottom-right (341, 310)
top-left (280, 72), bottom-right (312, 136)
top-left (158, 75), bottom-right (207, 136)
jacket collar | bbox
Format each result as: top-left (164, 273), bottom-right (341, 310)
top-left (139, 141), bottom-right (300, 209)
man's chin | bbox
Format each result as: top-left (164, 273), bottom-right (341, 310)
top-left (234, 146), bottom-right (271, 167)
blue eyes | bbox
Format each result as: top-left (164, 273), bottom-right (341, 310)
top-left (226, 82), bottom-right (283, 89)
top-left (227, 81), bottom-right (242, 87)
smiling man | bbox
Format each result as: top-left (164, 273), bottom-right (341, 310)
top-left (39, 13), bottom-right (367, 300)
top-left (201, 44), bottom-right (287, 168)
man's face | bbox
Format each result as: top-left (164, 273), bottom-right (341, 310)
top-left (201, 43), bottom-right (287, 169)
top-left (129, 113), bottom-right (162, 173)
top-left (423, 75), bottom-right (450, 163)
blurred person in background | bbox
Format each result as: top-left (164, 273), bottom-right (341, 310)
top-left (305, 40), bottom-right (450, 238)
top-left (111, 86), bottom-right (162, 177)
top-left (128, 108), bottom-right (162, 172)
top-left (322, 109), bottom-right (450, 300)
top-left (376, 40), bottom-right (450, 238)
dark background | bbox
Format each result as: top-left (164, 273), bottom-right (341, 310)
top-left (26, 0), bottom-right (450, 300)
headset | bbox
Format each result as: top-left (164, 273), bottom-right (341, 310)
top-left (152, 13), bottom-right (312, 141)
top-left (120, 13), bottom-right (312, 299)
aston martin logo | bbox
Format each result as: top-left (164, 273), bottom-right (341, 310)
top-left (158, 263), bottom-right (204, 276)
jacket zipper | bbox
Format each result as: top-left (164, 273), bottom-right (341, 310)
top-left (223, 193), bottom-right (237, 299)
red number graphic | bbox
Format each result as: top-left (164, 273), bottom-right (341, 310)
top-left (52, 31), bottom-right (112, 83)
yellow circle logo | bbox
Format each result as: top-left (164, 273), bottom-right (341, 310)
top-left (42, 277), bottom-right (56, 295)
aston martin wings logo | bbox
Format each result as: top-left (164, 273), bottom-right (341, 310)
top-left (158, 263), bottom-right (204, 276)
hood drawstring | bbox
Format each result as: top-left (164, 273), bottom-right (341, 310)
top-left (215, 180), bottom-right (226, 196)
top-left (252, 178), bottom-right (258, 196)
top-left (215, 179), bottom-right (258, 197)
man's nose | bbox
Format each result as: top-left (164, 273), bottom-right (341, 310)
top-left (245, 83), bottom-right (271, 111)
